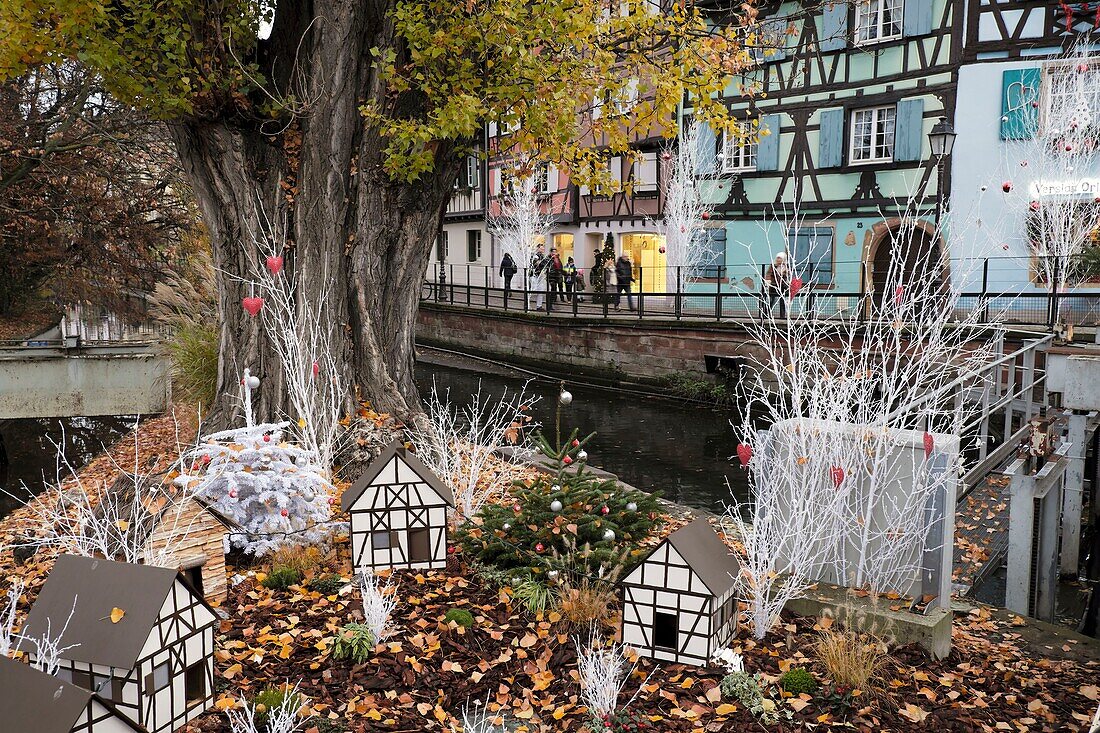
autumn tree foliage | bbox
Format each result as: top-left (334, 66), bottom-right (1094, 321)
top-left (0, 0), bottom-right (761, 424)
top-left (0, 65), bottom-right (196, 317)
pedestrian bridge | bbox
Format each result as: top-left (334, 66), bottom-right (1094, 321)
top-left (0, 339), bottom-right (170, 419)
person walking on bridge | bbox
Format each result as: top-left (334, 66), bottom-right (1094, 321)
top-left (499, 252), bottom-right (517, 306)
top-left (614, 253), bottom-right (635, 311)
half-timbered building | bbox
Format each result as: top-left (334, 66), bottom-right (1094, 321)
top-left (21, 555), bottom-right (218, 733)
top-left (0, 655), bottom-right (145, 733)
top-left (952, 0), bottom-right (1100, 296)
top-left (341, 440), bottom-right (455, 573)
top-left (688, 0), bottom-right (954, 308)
top-left (431, 134), bottom-right (493, 286)
top-left (620, 519), bottom-right (741, 665)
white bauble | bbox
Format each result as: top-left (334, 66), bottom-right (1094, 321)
top-left (550, 500), bottom-right (563, 512)
top-left (548, 570), bottom-right (560, 580)
top-left (559, 390), bottom-right (573, 405)
top-left (602, 529), bottom-right (616, 542)
top-left (626, 502), bottom-right (638, 512)
top-left (246, 375), bottom-right (261, 390)
top-left (578, 450), bottom-right (588, 461)
top-left (502, 523), bottom-right (511, 531)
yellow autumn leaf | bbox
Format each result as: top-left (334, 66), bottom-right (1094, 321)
top-left (364, 709), bottom-right (382, 721)
top-left (552, 707), bottom-right (566, 720)
top-left (115, 520), bottom-right (130, 532)
top-left (214, 696), bottom-right (238, 711)
top-left (110, 607), bottom-right (125, 624)
top-left (222, 663), bottom-right (243, 679)
top-left (715, 703), bottom-right (738, 716)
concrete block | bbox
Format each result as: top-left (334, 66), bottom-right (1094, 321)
top-left (785, 582), bottom-right (953, 660)
top-left (1063, 355), bottom-right (1100, 410)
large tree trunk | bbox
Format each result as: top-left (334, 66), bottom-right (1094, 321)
top-left (170, 0), bottom-right (462, 429)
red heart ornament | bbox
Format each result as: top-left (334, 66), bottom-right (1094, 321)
top-left (923, 432), bottom-right (935, 458)
top-left (312, 361), bottom-right (320, 377)
top-left (736, 443), bottom-right (753, 467)
top-left (242, 296), bottom-right (264, 316)
top-left (266, 255), bottom-right (284, 276)
top-left (789, 277), bottom-right (803, 297)
top-left (830, 465), bottom-right (845, 488)
top-left (1001, 180), bottom-right (1013, 193)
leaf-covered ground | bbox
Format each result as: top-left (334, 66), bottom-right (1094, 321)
top-left (1, 409), bottom-right (1098, 732)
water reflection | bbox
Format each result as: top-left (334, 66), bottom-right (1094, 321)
top-left (414, 361), bottom-right (746, 514)
top-left (0, 416), bottom-right (137, 518)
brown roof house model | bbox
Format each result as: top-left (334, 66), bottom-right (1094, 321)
top-left (341, 440), bottom-right (455, 574)
top-left (619, 518), bottom-right (742, 666)
top-left (92, 472), bottom-right (239, 604)
top-left (0, 654), bottom-right (146, 733)
top-left (21, 555), bottom-right (218, 733)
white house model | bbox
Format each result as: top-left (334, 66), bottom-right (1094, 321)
top-left (0, 655), bottom-right (144, 733)
top-left (21, 554), bottom-right (218, 733)
top-left (620, 519), bottom-right (741, 665)
top-left (341, 440), bottom-right (455, 573)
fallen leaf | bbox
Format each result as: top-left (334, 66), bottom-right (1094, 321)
top-left (110, 607), bottom-right (125, 624)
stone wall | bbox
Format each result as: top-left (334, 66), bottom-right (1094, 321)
top-left (417, 303), bottom-right (765, 383)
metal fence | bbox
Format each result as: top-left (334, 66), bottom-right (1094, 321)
top-left (422, 260), bottom-right (1100, 329)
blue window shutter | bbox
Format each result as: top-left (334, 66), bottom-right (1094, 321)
top-left (818, 108), bottom-right (845, 168)
top-left (756, 114), bottom-right (782, 171)
top-left (820, 4), bottom-right (848, 52)
top-left (903, 0), bottom-right (934, 37)
top-left (893, 99), bottom-right (925, 162)
top-left (1001, 68), bottom-right (1041, 140)
top-left (695, 121), bottom-right (717, 175)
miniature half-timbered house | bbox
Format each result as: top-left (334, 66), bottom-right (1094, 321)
top-left (21, 555), bottom-right (218, 733)
top-left (620, 519), bottom-right (741, 666)
top-left (341, 441), bottom-right (455, 573)
top-left (0, 655), bottom-right (145, 733)
top-left (94, 473), bottom-right (238, 604)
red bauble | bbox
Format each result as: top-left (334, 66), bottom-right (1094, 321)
top-left (600, 505), bottom-right (610, 515)
top-left (202, 454), bottom-right (211, 464)
top-left (228, 489), bottom-right (238, 498)
top-left (736, 443), bottom-right (753, 467)
top-left (1066, 144), bottom-right (1074, 152)
top-left (535, 543), bottom-right (545, 553)
top-left (659, 246), bottom-right (666, 254)
top-left (1078, 62), bottom-right (1090, 72)
top-left (1001, 181), bottom-right (1013, 193)
top-left (789, 277), bottom-right (803, 297)
top-left (923, 432), bottom-right (935, 458)
top-left (660, 151), bottom-right (672, 161)
top-left (701, 212), bottom-right (710, 220)
top-left (263, 434), bottom-right (271, 442)
top-left (266, 255), bottom-right (284, 276)
top-left (830, 465), bottom-right (845, 488)
top-left (572, 439), bottom-right (581, 447)
top-left (1031, 101), bottom-right (1040, 108)
top-left (312, 361), bottom-right (320, 377)
top-left (563, 455), bottom-right (573, 465)
top-left (242, 296), bottom-right (264, 316)
top-left (513, 503), bottom-right (522, 512)
top-left (280, 508), bottom-right (289, 517)
top-left (328, 496), bottom-right (337, 505)
top-left (1029, 200), bottom-right (1041, 212)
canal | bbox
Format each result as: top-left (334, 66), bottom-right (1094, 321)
top-left (414, 353), bottom-right (746, 514)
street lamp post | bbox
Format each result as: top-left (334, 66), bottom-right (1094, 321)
top-left (928, 116), bottom-right (957, 227)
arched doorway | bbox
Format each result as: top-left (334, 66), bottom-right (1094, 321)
top-left (866, 219), bottom-right (946, 311)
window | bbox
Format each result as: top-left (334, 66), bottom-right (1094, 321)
top-left (466, 156), bottom-right (480, 189)
top-left (408, 528), bottom-right (431, 563)
top-left (184, 563), bottom-right (204, 596)
top-left (371, 530), bottom-right (398, 550)
top-left (787, 226), bottom-right (834, 285)
top-left (71, 670), bottom-right (92, 690)
top-left (145, 662), bottom-right (170, 692)
top-left (91, 673), bottom-right (125, 702)
top-left (534, 164), bottom-right (555, 194)
top-left (467, 230), bottom-right (482, 262)
top-left (553, 233), bottom-right (575, 262)
top-left (615, 78), bottom-right (640, 115)
top-left (183, 662), bottom-right (206, 707)
top-left (632, 152), bottom-right (659, 194)
top-left (437, 231), bottom-right (448, 262)
top-left (690, 229), bottom-right (727, 279)
top-left (850, 106), bottom-right (896, 163)
top-left (855, 0), bottom-right (903, 43)
top-left (1043, 61), bottom-right (1100, 136)
top-left (55, 668), bottom-right (73, 683)
top-left (722, 122), bottom-right (757, 173)
top-left (653, 611), bottom-right (679, 650)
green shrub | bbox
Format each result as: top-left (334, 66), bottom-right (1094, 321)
top-left (457, 430), bottom-right (664, 576)
top-left (332, 623), bottom-right (376, 663)
top-left (262, 566), bottom-right (303, 591)
top-left (252, 685), bottom-right (303, 729)
top-left (779, 667), bottom-right (819, 696)
top-left (721, 672), bottom-right (787, 725)
top-left (443, 608), bottom-right (475, 628)
top-left (307, 574), bottom-right (346, 596)
top-left (165, 322), bottom-right (219, 409)
top-left (513, 577), bottom-right (558, 615)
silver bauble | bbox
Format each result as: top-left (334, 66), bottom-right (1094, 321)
top-left (502, 523), bottom-right (511, 531)
top-left (550, 500), bottom-right (563, 512)
top-left (552, 484), bottom-right (561, 491)
top-left (578, 450), bottom-right (588, 461)
top-left (559, 390), bottom-right (573, 405)
top-left (246, 375), bottom-right (261, 390)
top-left (602, 529), bottom-right (616, 541)
top-left (547, 570), bottom-right (560, 580)
top-left (626, 502), bottom-right (638, 512)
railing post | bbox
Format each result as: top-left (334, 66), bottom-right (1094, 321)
top-left (523, 268), bottom-right (529, 313)
top-left (1049, 258), bottom-right (1061, 332)
top-left (715, 265), bottom-right (723, 321)
top-left (675, 266), bottom-right (682, 320)
top-left (466, 264), bottom-right (471, 305)
top-left (858, 260), bottom-right (867, 324)
top-left (484, 266), bottom-right (490, 308)
top-left (759, 263), bottom-right (767, 323)
top-left (638, 266), bottom-right (645, 319)
top-left (980, 257), bottom-right (989, 323)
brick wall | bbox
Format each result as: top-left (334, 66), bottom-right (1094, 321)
top-left (417, 304), bottom-right (768, 383)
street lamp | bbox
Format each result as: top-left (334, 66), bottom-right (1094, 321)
top-left (928, 116), bottom-right (957, 226)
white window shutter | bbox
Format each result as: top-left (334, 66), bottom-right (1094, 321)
top-left (546, 163), bottom-right (558, 193)
top-left (467, 156), bottom-right (479, 188)
top-left (491, 167), bottom-right (501, 195)
top-left (620, 0), bottom-right (631, 17)
top-left (610, 156), bottom-right (622, 185)
top-left (592, 89), bottom-right (603, 120)
top-left (488, 121), bottom-right (498, 137)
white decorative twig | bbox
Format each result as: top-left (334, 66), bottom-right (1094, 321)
top-left (226, 683), bottom-right (310, 733)
top-left (574, 629), bottom-right (635, 722)
top-left (0, 579), bottom-right (24, 657)
top-left (357, 571), bottom-right (398, 644)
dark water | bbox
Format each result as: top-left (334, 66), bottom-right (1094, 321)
top-left (414, 360), bottom-right (746, 514)
top-left (0, 416), bottom-right (138, 519)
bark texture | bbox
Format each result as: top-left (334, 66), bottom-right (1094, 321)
top-left (170, 0), bottom-right (463, 428)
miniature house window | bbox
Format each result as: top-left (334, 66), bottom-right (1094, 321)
top-left (184, 662), bottom-right (206, 706)
top-left (55, 667), bottom-right (73, 683)
top-left (149, 662), bottom-right (171, 691)
top-left (653, 611), bottom-right (679, 650)
top-left (855, 0), bottom-right (903, 44)
top-left (371, 530), bottom-right (398, 550)
top-left (92, 672), bottom-right (125, 702)
top-left (850, 105), bottom-right (896, 163)
top-left (71, 669), bottom-right (92, 689)
top-left (408, 528), bottom-right (431, 563)
top-left (184, 563), bottom-right (204, 596)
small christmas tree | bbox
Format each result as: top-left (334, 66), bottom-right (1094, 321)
top-left (591, 232), bottom-right (616, 304)
top-left (458, 428), bottom-right (664, 575)
top-left (178, 369), bottom-right (333, 555)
